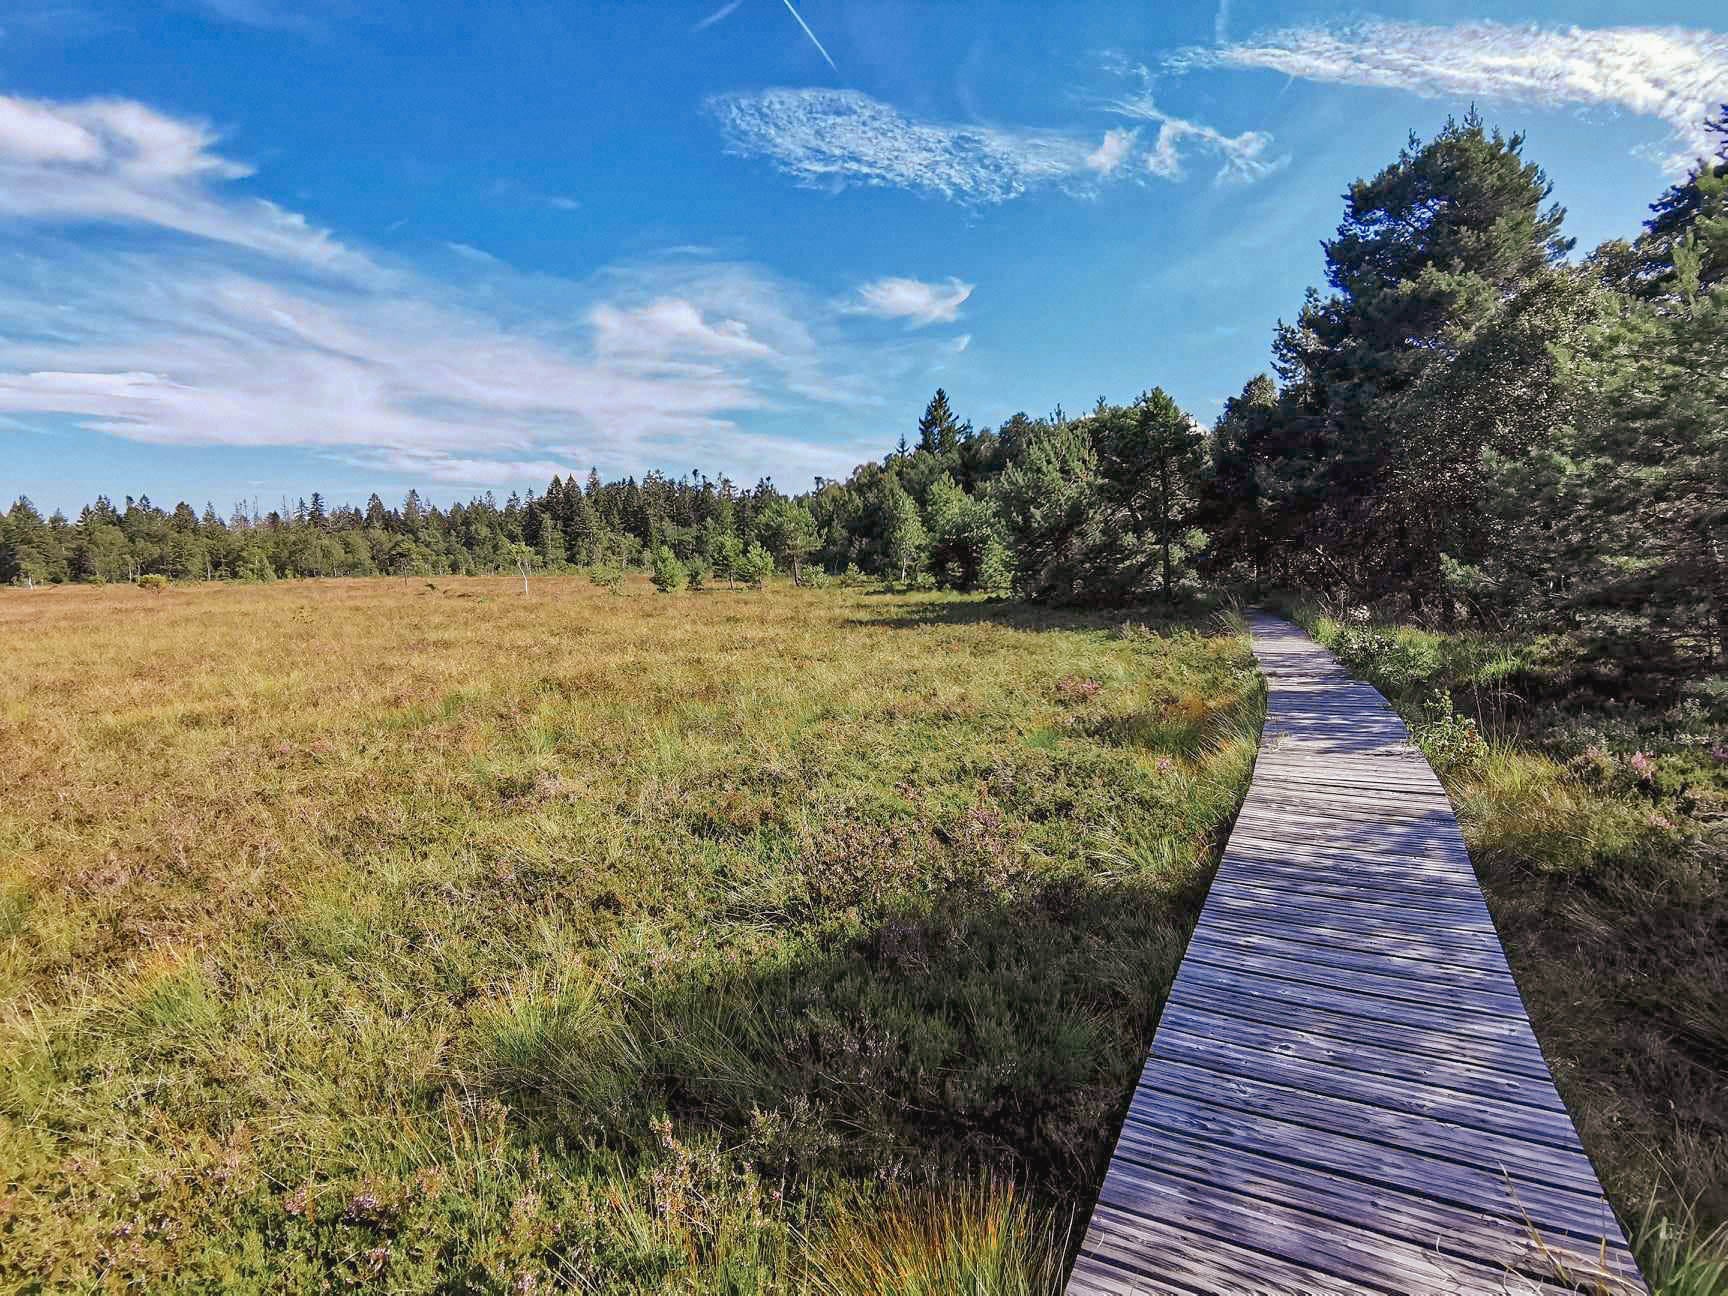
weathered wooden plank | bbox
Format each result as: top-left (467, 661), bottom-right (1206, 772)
top-left (1169, 963), bottom-right (1543, 1053)
top-left (1184, 925), bottom-right (1522, 995)
top-left (1099, 1131), bottom-right (1642, 1292)
top-left (1249, 769), bottom-right (1439, 789)
top-left (1196, 913), bottom-right (1518, 982)
top-left (1239, 788), bottom-right (1457, 820)
top-left (1196, 892), bottom-right (1506, 952)
top-left (1217, 859), bottom-right (1490, 911)
top-left (1225, 831), bottom-right (1478, 874)
top-left (1075, 1203), bottom-right (1392, 1296)
top-left (1149, 1018), bottom-right (1582, 1144)
top-left (1169, 982), bottom-right (1556, 1081)
top-left (1209, 874), bottom-right (1494, 931)
top-left (1120, 1084), bottom-right (1625, 1246)
top-left (1179, 939), bottom-right (1523, 1016)
top-left (1065, 613), bottom-right (1642, 1294)
top-left (1134, 1057), bottom-right (1609, 1196)
top-left (1095, 1155), bottom-right (1595, 1296)
top-left (1228, 817), bottom-right (1466, 852)
top-left (1218, 851), bottom-right (1485, 899)
top-left (1231, 808), bottom-right (1467, 848)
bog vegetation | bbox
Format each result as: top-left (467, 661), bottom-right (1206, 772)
top-left (0, 579), bottom-right (1263, 1290)
top-left (2, 106), bottom-right (1726, 1290)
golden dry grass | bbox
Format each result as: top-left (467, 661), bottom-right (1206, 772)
top-left (0, 576), bottom-right (1260, 1292)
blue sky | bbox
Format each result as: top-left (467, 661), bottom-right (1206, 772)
top-left (2, 0), bottom-right (1725, 515)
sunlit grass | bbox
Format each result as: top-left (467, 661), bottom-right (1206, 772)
top-left (0, 575), bottom-right (1259, 1290)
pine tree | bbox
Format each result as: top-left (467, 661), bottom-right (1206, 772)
top-left (1268, 112), bottom-right (1573, 610)
top-left (1207, 374), bottom-right (1280, 590)
top-left (739, 540), bottom-right (775, 588)
top-left (1098, 390), bottom-right (1208, 604)
top-left (925, 475), bottom-right (1010, 593)
top-left (1564, 166), bottom-right (1728, 668)
top-left (881, 477), bottom-right (929, 584)
top-left (916, 388), bottom-right (961, 455)
top-left (993, 417), bottom-right (1099, 602)
top-left (753, 498), bottom-right (819, 585)
top-left (649, 544), bottom-right (686, 593)
top-left (712, 532), bottom-right (745, 589)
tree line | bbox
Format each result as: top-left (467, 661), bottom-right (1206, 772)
top-left (5, 107), bottom-right (1724, 670)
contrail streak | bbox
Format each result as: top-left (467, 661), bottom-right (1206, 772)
top-left (693, 0), bottom-right (742, 32)
top-left (780, 0), bottom-right (837, 72)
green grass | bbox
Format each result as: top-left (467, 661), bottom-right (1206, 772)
top-left (0, 577), bottom-right (1261, 1292)
top-left (1271, 595), bottom-right (1728, 1294)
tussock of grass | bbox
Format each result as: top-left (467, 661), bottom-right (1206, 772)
top-left (0, 576), bottom-right (1259, 1290)
top-left (808, 1179), bottom-right (1064, 1296)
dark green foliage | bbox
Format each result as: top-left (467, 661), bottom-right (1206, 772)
top-left (916, 388), bottom-right (962, 456)
top-left (753, 498), bottom-right (820, 585)
top-left (1207, 108), bottom-right (1728, 678)
top-left (994, 418), bottom-right (1099, 601)
top-left (1244, 113), bottom-right (1573, 612)
top-left (1094, 389), bottom-right (1209, 605)
top-left (925, 476), bottom-right (1011, 594)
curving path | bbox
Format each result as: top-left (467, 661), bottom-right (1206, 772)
top-left (1066, 613), bottom-right (1645, 1296)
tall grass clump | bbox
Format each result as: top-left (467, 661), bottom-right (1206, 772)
top-left (808, 1180), bottom-right (1064, 1296)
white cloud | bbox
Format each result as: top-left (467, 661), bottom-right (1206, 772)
top-left (590, 297), bottom-right (779, 360)
top-left (709, 89), bottom-right (1089, 202)
top-left (0, 91), bottom-right (986, 494)
top-left (0, 92), bottom-right (359, 267)
top-left (1171, 19), bottom-right (1728, 171)
top-left (846, 276), bottom-right (973, 326)
top-left (709, 87), bottom-right (1281, 201)
top-left (0, 266), bottom-right (759, 460)
top-left (1086, 127), bottom-right (1138, 175)
top-left (1100, 60), bottom-right (1287, 183)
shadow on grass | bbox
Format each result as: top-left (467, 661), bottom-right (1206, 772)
top-left (468, 862), bottom-right (1219, 1230)
top-left (848, 597), bottom-right (1227, 636)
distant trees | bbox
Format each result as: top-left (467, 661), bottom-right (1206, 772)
top-left (13, 105), bottom-right (1724, 675)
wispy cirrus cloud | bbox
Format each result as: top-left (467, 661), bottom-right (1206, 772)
top-left (846, 276), bottom-right (973, 326)
top-left (0, 92), bottom-right (944, 492)
top-left (1170, 19), bottom-right (1728, 171)
top-left (0, 92), bottom-right (361, 268)
top-left (708, 87), bottom-right (1281, 202)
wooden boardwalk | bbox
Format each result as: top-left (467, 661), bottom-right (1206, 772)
top-left (1066, 613), bottom-right (1645, 1296)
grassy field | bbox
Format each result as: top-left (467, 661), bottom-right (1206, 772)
top-left (1277, 599), bottom-right (1728, 1290)
top-left (0, 577), bottom-right (1261, 1292)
